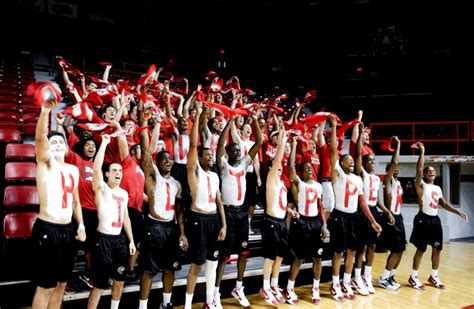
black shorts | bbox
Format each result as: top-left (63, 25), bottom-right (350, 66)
top-left (289, 215), bottom-right (324, 259)
top-left (171, 163), bottom-right (191, 208)
top-left (410, 212), bottom-right (443, 252)
top-left (261, 215), bottom-right (289, 260)
top-left (220, 206), bottom-right (249, 257)
top-left (186, 211), bottom-right (220, 265)
top-left (82, 208), bottom-right (98, 251)
top-left (32, 219), bottom-right (77, 288)
top-left (244, 171), bottom-right (258, 206)
top-left (328, 209), bottom-right (362, 253)
top-left (359, 206), bottom-right (381, 245)
top-left (381, 213), bottom-right (407, 253)
top-left (92, 232), bottom-right (129, 289)
top-left (128, 207), bottom-right (144, 246)
top-left (140, 218), bottom-right (180, 274)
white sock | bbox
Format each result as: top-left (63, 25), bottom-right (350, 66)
top-left (236, 280), bottom-right (243, 289)
top-left (313, 279), bottom-right (320, 288)
top-left (271, 277), bottom-right (279, 287)
top-left (390, 269), bottom-right (397, 277)
top-left (163, 292), bottom-right (171, 305)
top-left (332, 275), bottom-right (340, 284)
top-left (214, 286), bottom-right (220, 296)
top-left (354, 267), bottom-right (362, 279)
top-left (381, 269), bottom-right (391, 280)
top-left (343, 273), bottom-right (351, 284)
top-left (139, 299), bottom-right (148, 309)
top-left (364, 265), bottom-right (372, 277)
top-left (205, 260), bottom-right (218, 304)
top-left (184, 293), bottom-right (193, 309)
top-left (411, 270), bottom-right (418, 278)
top-left (111, 300), bottom-right (120, 309)
top-left (263, 279), bottom-right (270, 290)
top-left (287, 279), bottom-right (295, 290)
top-left (432, 269), bottom-right (439, 277)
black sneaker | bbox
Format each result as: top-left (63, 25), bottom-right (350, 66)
top-left (125, 271), bottom-right (139, 281)
top-left (79, 274), bottom-right (93, 289)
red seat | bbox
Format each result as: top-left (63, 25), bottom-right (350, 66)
top-left (3, 186), bottom-right (39, 208)
top-left (0, 128), bottom-right (21, 143)
top-left (0, 111), bottom-right (20, 122)
top-left (4, 162), bottom-right (36, 183)
top-left (5, 143), bottom-right (35, 161)
top-left (3, 212), bottom-right (38, 240)
top-left (21, 113), bottom-right (39, 123)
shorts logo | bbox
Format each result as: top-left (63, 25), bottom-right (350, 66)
top-left (173, 261), bottom-right (180, 268)
top-left (117, 266), bottom-right (126, 275)
top-left (318, 248), bottom-right (323, 255)
top-left (434, 242), bottom-right (441, 248)
top-left (213, 250), bottom-right (219, 258)
top-left (241, 241), bottom-right (248, 248)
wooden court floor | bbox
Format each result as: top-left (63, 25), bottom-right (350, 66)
top-left (192, 242), bottom-right (474, 308)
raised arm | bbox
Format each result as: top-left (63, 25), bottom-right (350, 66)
top-left (138, 100), bottom-right (153, 178)
top-left (267, 127), bottom-right (288, 183)
top-left (93, 134), bottom-right (110, 191)
top-left (384, 136), bottom-right (400, 203)
top-left (36, 99), bottom-right (57, 163)
top-left (414, 142), bottom-right (425, 198)
top-left (354, 123), bottom-right (364, 176)
top-left (187, 102), bottom-right (203, 173)
top-left (288, 137), bottom-right (298, 182)
top-left (217, 116), bottom-right (235, 169)
top-left (328, 115), bottom-right (339, 182)
top-left (247, 111), bottom-right (263, 160)
top-left (351, 110), bottom-right (363, 143)
top-left (317, 120), bottom-right (326, 147)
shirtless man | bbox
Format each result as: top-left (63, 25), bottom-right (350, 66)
top-left (87, 135), bottom-right (136, 309)
top-left (32, 98), bottom-right (86, 309)
top-left (138, 105), bottom-right (188, 309)
top-left (259, 128), bottom-right (292, 306)
top-left (184, 102), bottom-right (226, 309)
top-left (214, 113), bottom-right (262, 308)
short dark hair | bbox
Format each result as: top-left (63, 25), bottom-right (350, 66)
top-left (225, 142), bottom-right (239, 154)
top-left (198, 146), bottom-right (211, 158)
top-left (73, 137), bottom-right (98, 158)
top-left (339, 154), bottom-right (351, 165)
top-left (155, 150), bottom-right (170, 163)
top-left (130, 144), bottom-right (140, 156)
top-left (47, 130), bottom-right (65, 141)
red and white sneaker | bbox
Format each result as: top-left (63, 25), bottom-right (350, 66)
top-left (341, 282), bottom-right (356, 300)
top-left (362, 275), bottom-right (376, 294)
top-left (270, 286), bottom-right (285, 303)
top-left (312, 287), bottom-right (321, 304)
top-left (408, 275), bottom-right (426, 290)
top-left (283, 288), bottom-right (299, 305)
top-left (231, 287), bottom-right (250, 307)
top-left (351, 276), bottom-right (369, 296)
top-left (428, 275), bottom-right (446, 289)
top-left (330, 283), bottom-right (345, 302)
top-left (259, 288), bottom-right (279, 306)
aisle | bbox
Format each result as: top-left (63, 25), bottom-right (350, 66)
top-left (191, 242), bottom-right (474, 308)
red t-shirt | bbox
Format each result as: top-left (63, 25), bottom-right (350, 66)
top-left (119, 155), bottom-right (145, 212)
top-left (296, 150), bottom-right (321, 181)
top-left (317, 144), bottom-right (331, 179)
top-left (349, 141), bottom-right (375, 159)
top-left (65, 150), bottom-right (96, 210)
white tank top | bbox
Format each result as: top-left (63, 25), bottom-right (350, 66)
top-left (362, 169), bottom-right (380, 207)
top-left (240, 139), bottom-right (255, 173)
top-left (333, 162), bottom-right (363, 213)
top-left (174, 133), bottom-right (189, 164)
top-left (220, 156), bottom-right (250, 206)
top-left (268, 181), bottom-right (288, 219)
top-left (389, 177), bottom-right (403, 215)
top-left (194, 162), bottom-right (220, 213)
top-left (44, 163), bottom-right (78, 223)
top-left (97, 183), bottom-right (129, 235)
top-left (153, 172), bottom-right (181, 221)
top-left (421, 181), bottom-right (443, 216)
top-left (297, 178), bottom-right (323, 217)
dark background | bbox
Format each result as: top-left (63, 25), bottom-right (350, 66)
top-left (0, 0), bottom-right (471, 123)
